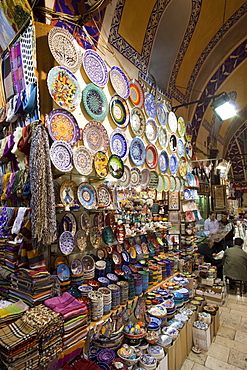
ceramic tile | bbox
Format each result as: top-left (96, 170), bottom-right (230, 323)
top-left (205, 355), bottom-right (242, 370)
top-left (192, 364), bottom-right (211, 370)
top-left (181, 358), bottom-right (195, 370)
top-left (228, 348), bottom-right (247, 369)
top-left (214, 336), bottom-right (247, 354)
top-left (205, 342), bottom-right (230, 363)
top-left (235, 331), bottom-right (247, 344)
top-left (216, 325), bottom-right (236, 339)
top-left (188, 351), bottom-right (207, 365)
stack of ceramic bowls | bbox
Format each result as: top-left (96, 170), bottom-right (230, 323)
top-left (117, 281), bottom-right (129, 305)
top-left (82, 255), bottom-right (95, 282)
top-left (147, 345), bottom-right (165, 361)
top-left (78, 284), bottom-right (93, 297)
top-left (97, 349), bottom-right (116, 365)
top-left (157, 334), bottom-right (173, 348)
top-left (162, 300), bottom-right (176, 320)
top-left (108, 284), bottom-right (121, 309)
top-left (98, 277), bottom-right (110, 287)
top-left (95, 260), bottom-right (106, 279)
top-left (138, 270), bottom-right (149, 292)
top-left (88, 346), bottom-right (100, 362)
top-left (174, 313), bottom-right (189, 323)
top-left (167, 319), bottom-right (184, 330)
top-left (139, 354), bottom-right (157, 370)
top-left (124, 274), bottom-right (135, 300)
top-left (70, 273), bottom-right (84, 287)
top-left (133, 273), bottom-right (143, 296)
top-left (177, 287), bottom-right (190, 303)
top-left (162, 326), bottom-right (179, 340)
top-left (98, 287), bottom-right (112, 314)
top-left (147, 317), bottom-right (162, 332)
top-left (193, 321), bottom-right (209, 330)
top-left (88, 291), bottom-right (104, 321)
top-left (173, 292), bottom-right (184, 308)
top-left (117, 345), bottom-right (142, 367)
top-left (107, 273), bottom-right (119, 284)
top-left (179, 308), bottom-right (193, 317)
top-left (198, 312), bottom-right (211, 324)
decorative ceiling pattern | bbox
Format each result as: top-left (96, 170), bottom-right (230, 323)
top-left (226, 122), bottom-right (247, 182)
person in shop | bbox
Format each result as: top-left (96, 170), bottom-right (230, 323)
top-left (218, 211), bottom-right (234, 250)
top-left (197, 237), bottom-right (223, 279)
top-left (204, 211), bottom-right (221, 253)
top-left (223, 237), bottom-right (247, 291)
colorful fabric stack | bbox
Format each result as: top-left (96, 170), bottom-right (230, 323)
top-left (0, 318), bottom-right (39, 369)
top-left (45, 292), bottom-right (89, 368)
top-left (4, 241), bottom-right (20, 272)
top-left (22, 304), bottom-right (64, 369)
top-left (9, 268), bottom-right (54, 306)
top-left (0, 299), bottom-right (29, 328)
top-left (0, 265), bottom-right (12, 297)
top-left (0, 239), bottom-right (6, 263)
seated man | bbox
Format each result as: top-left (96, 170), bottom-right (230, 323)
top-left (223, 237), bottom-right (247, 290)
top-left (197, 238), bottom-right (223, 279)
top-left (218, 211), bottom-right (234, 250)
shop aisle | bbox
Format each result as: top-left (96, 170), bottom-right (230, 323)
top-left (181, 293), bottom-right (247, 370)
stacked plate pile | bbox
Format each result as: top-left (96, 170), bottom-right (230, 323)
top-left (98, 277), bottom-right (110, 287)
top-left (88, 291), bottom-right (104, 321)
top-left (78, 284), bottom-right (93, 297)
top-left (107, 273), bottom-right (119, 284)
top-left (173, 292), bottom-right (184, 308)
top-left (139, 354), bottom-right (157, 370)
top-left (133, 274), bottom-right (143, 296)
top-left (174, 313), bottom-right (189, 323)
top-left (98, 287), bottom-right (112, 314)
top-left (95, 260), bottom-right (106, 279)
top-left (124, 274), bottom-right (135, 300)
top-left (82, 255), bottom-right (95, 282)
top-left (117, 281), bottom-right (129, 305)
top-left (177, 287), bottom-right (190, 303)
top-left (138, 270), bottom-right (149, 292)
top-left (162, 300), bottom-right (176, 320)
top-left (70, 273), bottom-right (84, 287)
top-left (108, 284), bottom-right (121, 310)
top-left (147, 345), bottom-right (165, 361)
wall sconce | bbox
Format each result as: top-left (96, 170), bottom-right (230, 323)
top-left (211, 94), bottom-right (237, 121)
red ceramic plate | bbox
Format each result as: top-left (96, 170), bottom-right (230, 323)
top-left (146, 144), bottom-right (158, 169)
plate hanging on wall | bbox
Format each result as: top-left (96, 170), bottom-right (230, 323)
top-left (47, 66), bottom-right (82, 111)
top-left (110, 129), bottom-right (129, 161)
top-left (185, 121), bottom-right (193, 142)
top-left (177, 116), bottom-right (186, 137)
top-left (144, 93), bottom-right (157, 118)
top-left (82, 49), bottom-right (108, 87)
top-left (117, 165), bottom-right (131, 187)
top-left (47, 109), bottom-right (80, 147)
top-left (169, 175), bottom-right (176, 192)
top-left (80, 211), bottom-right (90, 235)
top-left (146, 144), bottom-right (158, 169)
top-left (148, 170), bottom-right (159, 190)
top-left (129, 137), bottom-right (146, 166)
top-left (90, 227), bottom-right (102, 248)
top-left (110, 95), bottom-right (130, 128)
top-left (169, 133), bottom-right (178, 153)
top-left (94, 151), bottom-right (109, 178)
top-left (157, 103), bottom-right (168, 126)
top-left (60, 212), bottom-right (77, 236)
top-left (82, 83), bottom-right (108, 121)
top-left (141, 168), bottom-right (151, 188)
top-left (179, 157), bottom-right (187, 177)
top-left (185, 142), bottom-right (193, 159)
top-left (73, 146), bottom-right (93, 176)
top-left (108, 155), bottom-right (124, 179)
top-left (168, 111), bottom-right (178, 133)
top-left (129, 79), bottom-right (144, 108)
top-left (177, 138), bottom-right (185, 158)
top-left (57, 263), bottom-right (71, 281)
top-left (145, 118), bottom-right (158, 143)
top-left (60, 180), bottom-right (78, 206)
top-left (77, 182), bottom-right (97, 210)
top-left (169, 153), bottom-right (178, 175)
top-left (163, 174), bottom-right (170, 192)
top-left (83, 121), bottom-right (109, 153)
top-left (50, 140), bottom-right (73, 172)
top-left (70, 259), bottom-right (83, 275)
top-left (130, 107), bottom-right (146, 137)
top-left (75, 229), bottom-right (87, 251)
top-left (59, 231), bottom-right (75, 255)
top-left (97, 184), bottom-right (112, 207)
top-left (157, 174), bottom-right (165, 192)
top-left (158, 150), bottom-right (169, 174)
top-left (158, 126), bottom-right (168, 149)
top-left (130, 168), bottom-right (141, 187)
top-left (110, 66), bottom-right (130, 99)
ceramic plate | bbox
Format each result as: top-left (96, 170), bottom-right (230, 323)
top-left (90, 227), bottom-right (102, 248)
top-left (71, 259), bottom-right (83, 275)
top-left (157, 103), bottom-right (168, 126)
top-left (169, 175), bottom-right (176, 192)
top-left (169, 133), bottom-right (177, 153)
top-left (145, 118), bottom-right (158, 143)
top-left (110, 95), bottom-right (130, 128)
top-left (73, 146), bottom-right (93, 175)
top-left (75, 229), bottom-right (87, 251)
top-left (47, 66), bottom-right (82, 111)
top-left (59, 231), bottom-right (74, 255)
top-left (179, 157), bottom-right (187, 177)
top-left (130, 107), bottom-right (146, 137)
top-left (149, 170), bottom-right (159, 190)
top-left (185, 121), bottom-right (192, 142)
top-left (82, 49), bottom-right (108, 87)
top-left (80, 211), bottom-right (90, 234)
top-left (157, 174), bottom-right (165, 192)
top-left (77, 182), bottom-right (97, 210)
top-left (48, 28), bottom-right (82, 73)
top-left (60, 212), bottom-right (77, 236)
top-left (158, 150), bottom-right (169, 174)
top-left (83, 83), bottom-right (108, 121)
top-left (94, 151), bottom-right (109, 178)
top-left (117, 165), bottom-right (131, 187)
top-left (163, 174), bottom-right (170, 192)
top-left (108, 155), bottom-right (124, 179)
top-left (185, 142), bottom-right (193, 159)
top-left (50, 140), bottom-right (73, 172)
top-left (83, 121), bottom-right (109, 153)
top-left (115, 224), bottom-right (126, 243)
top-left (168, 111), bottom-right (177, 133)
top-left (97, 184), bottom-right (112, 207)
top-left (177, 138), bottom-right (185, 157)
top-left (169, 153), bottom-right (178, 175)
top-left (102, 226), bottom-right (114, 244)
top-left (175, 176), bottom-right (181, 192)
top-left (158, 126), bottom-right (168, 149)
top-left (57, 263), bottom-right (70, 281)
top-left (141, 168), bottom-right (151, 188)
top-left (110, 129), bottom-right (129, 161)
top-left (60, 180), bottom-right (78, 206)
top-left (177, 116), bottom-right (186, 137)
top-left (129, 79), bottom-right (144, 107)
top-left (47, 109), bottom-right (80, 147)
top-left (110, 66), bottom-right (130, 99)
top-left (146, 144), bottom-right (158, 169)
top-left (54, 256), bottom-right (68, 269)
top-left (129, 137), bottom-right (146, 166)
top-left (144, 93), bottom-right (157, 118)
top-left (184, 188), bottom-right (191, 200)
top-left (130, 168), bottom-right (141, 187)
top-left (187, 172), bottom-right (195, 187)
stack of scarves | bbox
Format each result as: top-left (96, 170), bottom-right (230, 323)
top-left (9, 268), bottom-right (54, 306)
top-left (0, 265), bottom-right (12, 297)
top-left (0, 318), bottom-right (39, 369)
top-left (0, 299), bottom-right (29, 328)
top-left (4, 241), bottom-right (21, 271)
top-left (45, 292), bottom-right (89, 368)
top-left (22, 304), bottom-right (64, 369)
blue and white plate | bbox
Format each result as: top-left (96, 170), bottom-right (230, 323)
top-left (59, 231), bottom-right (74, 255)
top-left (184, 189), bottom-right (191, 200)
top-left (177, 139), bottom-right (185, 158)
top-left (110, 66), bottom-right (130, 99)
top-left (169, 154), bottom-right (178, 175)
top-left (144, 93), bottom-right (157, 118)
top-left (158, 126), bottom-right (168, 149)
top-left (77, 182), bottom-right (97, 210)
top-left (110, 129), bottom-right (129, 161)
top-left (82, 49), bottom-right (108, 87)
top-left (73, 145), bottom-right (93, 175)
top-left (130, 168), bottom-right (141, 187)
top-left (185, 142), bottom-right (193, 159)
top-left (158, 150), bottom-right (169, 174)
top-left (186, 172), bottom-right (195, 187)
top-left (145, 118), bottom-right (158, 143)
top-left (157, 103), bottom-right (168, 126)
top-left (50, 140), bottom-right (73, 172)
top-left (57, 263), bottom-right (71, 281)
top-left (129, 137), bottom-right (146, 166)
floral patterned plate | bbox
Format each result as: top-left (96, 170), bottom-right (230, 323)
top-left (73, 146), bottom-right (93, 175)
top-left (169, 153), bottom-right (178, 175)
top-left (60, 212), bottom-right (77, 236)
top-left (90, 227), bottom-right (102, 248)
top-left (148, 170), bottom-right (159, 190)
top-left (158, 126), bottom-right (168, 149)
top-left (83, 121), bottom-right (109, 153)
top-left (179, 157), bottom-right (187, 177)
top-left (163, 174), bottom-right (170, 192)
top-left (97, 184), bottom-right (112, 207)
top-left (157, 174), bottom-right (165, 192)
top-left (50, 140), bottom-right (73, 172)
top-left (77, 182), bottom-right (97, 210)
top-left (82, 49), bottom-right (108, 87)
top-left (71, 258), bottom-right (83, 275)
top-left (83, 83), bottom-right (108, 121)
top-left (145, 118), bottom-right (158, 143)
top-left (75, 229), bottom-right (87, 251)
top-left (157, 103), bottom-right (168, 126)
top-left (129, 137), bottom-right (146, 166)
top-left (146, 144), bottom-right (158, 169)
top-left (117, 165), bottom-right (131, 187)
top-left (177, 138), bottom-right (185, 157)
top-left (130, 107), bottom-right (146, 136)
top-left (130, 168), bottom-right (141, 187)
top-left (94, 151), bottom-right (109, 178)
top-left (129, 79), bottom-right (144, 107)
top-left (158, 150), bottom-right (169, 174)
top-left (47, 109), bottom-right (80, 147)
top-left (80, 211), bottom-right (90, 234)
top-left (144, 93), bottom-right (157, 118)
top-left (110, 66), bottom-right (130, 99)
top-left (169, 175), bottom-right (176, 192)
top-left (110, 129), bottom-right (129, 161)
top-left (185, 142), bottom-right (193, 159)
top-left (60, 180), bottom-right (78, 206)
top-left (110, 95), bottom-right (130, 128)
top-left (59, 231), bottom-right (74, 255)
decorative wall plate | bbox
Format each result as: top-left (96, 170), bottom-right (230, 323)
top-left (157, 174), bottom-right (165, 192)
top-left (48, 27), bottom-right (82, 73)
top-left (117, 165), bottom-right (131, 187)
top-left (77, 182), bottom-right (97, 210)
top-left (157, 103), bottom-right (168, 126)
top-left (129, 79), bottom-right (144, 107)
top-left (82, 49), bottom-right (108, 87)
top-left (177, 138), bottom-right (185, 157)
top-left (47, 109), bottom-right (80, 147)
top-left (144, 93), bottom-right (157, 118)
top-left (158, 126), bottom-right (168, 149)
top-left (75, 229), bottom-right (87, 251)
top-left (163, 174), bottom-right (170, 192)
top-left (179, 157), bottom-right (187, 177)
top-left (61, 212), bottom-right (77, 236)
top-left (50, 140), bottom-right (73, 172)
top-left (175, 176), bottom-right (181, 192)
top-left (177, 116), bottom-right (186, 137)
top-left (71, 259), bottom-right (83, 275)
top-left (90, 227), bottom-right (102, 248)
top-left (168, 111), bottom-right (177, 133)
top-left (57, 263), bottom-right (70, 281)
top-left (83, 121), bottom-right (109, 153)
top-left (97, 184), bottom-right (112, 207)
top-left (148, 171), bottom-right (159, 190)
top-left (185, 142), bottom-right (193, 159)
top-left (94, 151), bottom-right (109, 178)
top-left (108, 155), bottom-right (124, 179)
top-left (130, 168), bottom-right (141, 187)
top-left (129, 137), bottom-right (146, 166)
top-left (158, 150), bottom-right (169, 174)
top-left (185, 122), bottom-right (192, 142)
top-left (54, 256), bottom-right (68, 269)
top-left (184, 188), bottom-right (191, 200)
top-left (80, 211), bottom-right (90, 234)
top-left (169, 153), bottom-right (178, 175)
top-left (110, 66), bottom-right (130, 99)
top-left (59, 231), bottom-right (74, 255)
top-left (110, 95), bottom-right (130, 128)
top-left (141, 168), bottom-right (151, 188)
top-left (60, 180), bottom-right (78, 206)
top-left (146, 144), bottom-right (158, 169)
top-left (130, 107), bottom-right (146, 136)
top-left (115, 224), bottom-right (126, 243)
top-left (169, 133), bottom-right (177, 153)
top-left (110, 129), bottom-right (129, 161)
top-left (73, 146), bottom-right (93, 175)
top-left (187, 172), bottom-right (195, 187)
top-left (169, 175), bottom-right (176, 192)
top-left (145, 118), bottom-right (158, 143)
top-left (83, 83), bottom-right (108, 121)
top-left (47, 66), bottom-right (82, 111)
